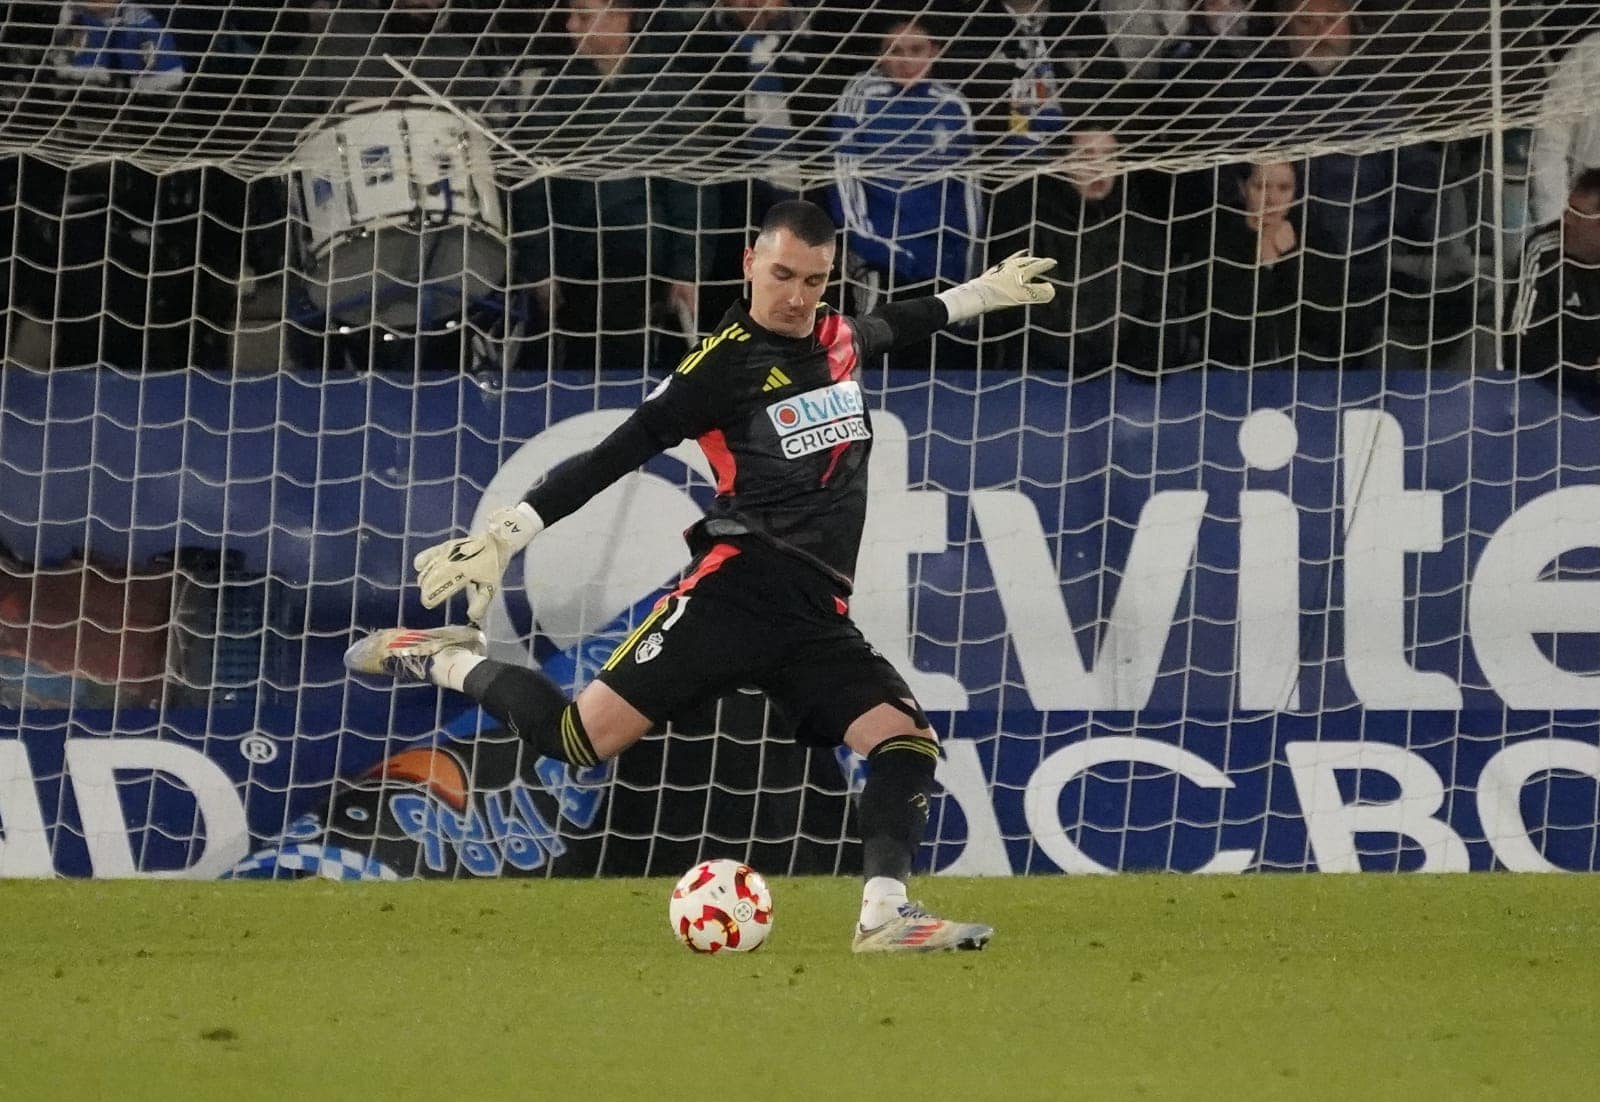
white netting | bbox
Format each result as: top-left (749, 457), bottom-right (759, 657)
top-left (2, 2), bottom-right (1600, 878)
top-left (0, 1), bottom-right (1594, 375)
top-left (0, 2), bottom-right (1591, 176)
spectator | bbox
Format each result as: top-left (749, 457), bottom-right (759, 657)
top-left (51, 1), bottom-right (185, 94)
top-left (1278, 0), bottom-right (1354, 77)
top-left (1092, 0), bottom-right (1189, 82)
top-left (1195, 161), bottom-right (1303, 368)
top-left (1529, 28), bottom-right (1600, 228)
top-left (1142, 1), bottom-right (1285, 336)
top-left (686, 0), bottom-right (844, 182)
top-left (1021, 129), bottom-right (1161, 374)
top-left (1506, 168), bottom-right (1600, 389)
top-left (510, 0), bottom-right (711, 373)
top-left (680, 0), bottom-right (847, 329)
top-left (828, 16), bottom-right (980, 310)
top-left (952, 0), bottom-right (1077, 153)
top-left (951, 1), bottom-right (1087, 370)
top-left (45, 0), bottom-right (186, 224)
top-left (1268, 0), bottom-right (1439, 365)
top-left (1155, 0), bottom-right (1282, 152)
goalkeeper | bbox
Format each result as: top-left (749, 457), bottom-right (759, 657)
top-left (346, 200), bottom-right (1054, 953)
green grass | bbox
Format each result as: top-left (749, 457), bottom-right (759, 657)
top-left (1, 876), bottom-right (1597, 1101)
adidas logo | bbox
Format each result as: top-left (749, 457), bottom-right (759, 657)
top-left (762, 366), bottom-right (792, 392)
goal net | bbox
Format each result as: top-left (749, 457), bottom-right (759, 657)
top-left (1, 0), bottom-right (1599, 878)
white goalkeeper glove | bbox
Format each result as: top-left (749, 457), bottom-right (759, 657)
top-left (413, 502), bottom-right (545, 624)
top-left (937, 251), bottom-right (1058, 323)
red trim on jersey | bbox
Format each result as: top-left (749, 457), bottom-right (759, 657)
top-left (816, 313), bottom-right (859, 382)
top-left (698, 429), bottom-right (736, 494)
top-left (673, 543), bottom-right (741, 596)
top-left (815, 314), bottom-right (862, 485)
top-left (818, 441), bottom-right (851, 486)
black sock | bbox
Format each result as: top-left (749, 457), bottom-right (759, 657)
top-left (462, 660), bottom-right (600, 767)
top-left (858, 735), bottom-right (939, 882)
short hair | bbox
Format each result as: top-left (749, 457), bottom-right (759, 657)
top-left (877, 13), bottom-right (931, 42)
top-left (757, 200), bottom-right (837, 248)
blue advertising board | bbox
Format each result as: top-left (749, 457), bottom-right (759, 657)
top-left (0, 366), bottom-right (1597, 875)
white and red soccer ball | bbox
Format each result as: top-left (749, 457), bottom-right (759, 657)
top-left (668, 858), bottom-right (774, 953)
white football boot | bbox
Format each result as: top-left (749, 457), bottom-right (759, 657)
top-left (852, 901), bottom-right (994, 954)
top-left (342, 625), bottom-right (486, 684)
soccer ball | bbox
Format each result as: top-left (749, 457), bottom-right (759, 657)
top-left (668, 858), bottom-right (774, 953)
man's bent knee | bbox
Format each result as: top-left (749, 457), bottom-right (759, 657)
top-left (844, 701), bottom-right (936, 757)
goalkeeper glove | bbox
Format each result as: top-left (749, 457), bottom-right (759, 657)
top-left (414, 502), bottom-right (544, 624)
top-left (936, 251), bottom-right (1058, 323)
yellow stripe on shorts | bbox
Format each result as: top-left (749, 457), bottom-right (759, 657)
top-left (601, 600), bottom-right (671, 672)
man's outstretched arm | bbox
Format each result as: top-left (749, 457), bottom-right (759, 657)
top-left (857, 251), bottom-right (1057, 355)
top-left (414, 376), bottom-right (718, 621)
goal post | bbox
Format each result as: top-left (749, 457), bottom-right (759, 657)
top-left (1, 2), bottom-right (1599, 877)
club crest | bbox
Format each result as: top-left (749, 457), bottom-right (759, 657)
top-left (635, 632), bottom-right (664, 664)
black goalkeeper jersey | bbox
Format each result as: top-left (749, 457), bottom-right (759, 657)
top-left (526, 298), bottom-right (946, 589)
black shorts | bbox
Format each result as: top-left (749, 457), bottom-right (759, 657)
top-left (593, 539), bottom-right (929, 747)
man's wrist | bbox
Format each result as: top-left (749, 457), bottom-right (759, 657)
top-left (936, 281), bottom-right (993, 323)
top-left (495, 501), bottom-right (545, 552)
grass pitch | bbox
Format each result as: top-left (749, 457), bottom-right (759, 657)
top-left (1, 875), bottom-right (1597, 1101)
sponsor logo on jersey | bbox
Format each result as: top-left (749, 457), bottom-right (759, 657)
top-left (767, 381), bottom-right (870, 458)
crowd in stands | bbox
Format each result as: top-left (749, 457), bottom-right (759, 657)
top-left (0, 0), bottom-right (1598, 385)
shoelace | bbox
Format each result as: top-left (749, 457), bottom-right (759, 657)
top-left (385, 649), bottom-right (432, 681)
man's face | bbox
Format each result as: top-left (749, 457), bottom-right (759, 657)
top-left (1285, 0), bottom-right (1354, 73)
top-left (1066, 130), bottom-right (1119, 203)
top-left (743, 228), bottom-right (835, 338)
top-left (882, 23), bottom-right (938, 88)
top-left (79, 0), bottom-right (119, 16)
top-left (1564, 189), bottom-right (1600, 265)
top-left (567, 0), bottom-right (632, 61)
